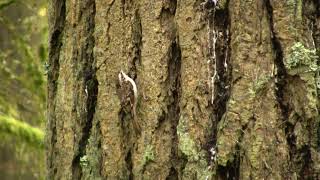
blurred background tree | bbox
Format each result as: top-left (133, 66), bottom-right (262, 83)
top-left (0, 0), bottom-right (47, 179)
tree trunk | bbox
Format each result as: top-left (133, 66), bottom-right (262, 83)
top-left (47, 0), bottom-right (320, 179)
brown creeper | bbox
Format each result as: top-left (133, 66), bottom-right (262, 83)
top-left (118, 70), bottom-right (141, 134)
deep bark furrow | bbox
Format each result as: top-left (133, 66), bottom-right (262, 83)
top-left (47, 0), bottom-right (66, 178)
top-left (203, 1), bottom-right (233, 176)
top-left (266, 0), bottom-right (320, 178)
top-left (120, 7), bottom-right (143, 178)
top-left (95, 0), bottom-right (134, 178)
top-left (70, 0), bottom-right (97, 179)
top-left (265, 0), bottom-right (290, 145)
top-left (205, 3), bottom-right (217, 155)
top-left (175, 1), bottom-right (221, 178)
top-left (216, 0), bottom-right (290, 178)
top-left (166, 40), bottom-right (181, 178)
top-left (130, 10), bottom-right (142, 78)
top-left (136, 0), bottom-right (181, 178)
top-left (265, 1), bottom-right (303, 178)
top-left (313, 1), bottom-right (320, 152)
top-left (311, 1), bottom-right (320, 50)
top-left (208, 0), bottom-right (231, 154)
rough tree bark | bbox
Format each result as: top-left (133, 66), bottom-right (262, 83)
top-left (47, 0), bottom-right (320, 179)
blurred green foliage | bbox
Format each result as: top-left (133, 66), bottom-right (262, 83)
top-left (0, 0), bottom-right (47, 179)
top-left (0, 0), bottom-right (15, 10)
top-left (0, 114), bottom-right (44, 149)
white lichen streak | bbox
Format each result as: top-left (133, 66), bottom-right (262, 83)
top-left (207, 5), bottom-right (218, 105)
top-left (211, 22), bottom-right (218, 105)
top-left (209, 146), bottom-right (216, 161)
top-left (206, 12), bottom-right (212, 99)
top-left (224, 29), bottom-right (229, 70)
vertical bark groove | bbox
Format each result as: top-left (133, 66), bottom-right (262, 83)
top-left (165, 40), bottom-right (181, 179)
top-left (136, 0), bottom-right (182, 178)
top-left (95, 0), bottom-right (135, 178)
top-left (205, 0), bottom-right (235, 178)
top-left (313, 0), bottom-right (320, 153)
top-left (130, 9), bottom-right (142, 78)
top-left (266, 0), bottom-right (320, 178)
top-left (216, 0), bottom-right (290, 179)
top-left (208, 0), bottom-right (231, 157)
top-left (70, 0), bottom-right (97, 179)
top-left (47, 0), bottom-right (66, 178)
top-left (265, 0), bottom-right (290, 157)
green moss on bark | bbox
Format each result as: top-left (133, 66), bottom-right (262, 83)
top-left (177, 116), bottom-right (214, 179)
top-left (286, 42), bottom-right (318, 75)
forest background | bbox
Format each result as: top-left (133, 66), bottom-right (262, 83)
top-left (0, 0), bottom-right (47, 179)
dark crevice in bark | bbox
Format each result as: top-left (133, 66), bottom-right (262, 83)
top-left (117, 6), bottom-right (142, 142)
top-left (130, 9), bottom-right (142, 79)
top-left (125, 150), bottom-right (134, 180)
top-left (155, 111), bottom-right (166, 130)
top-left (95, 1), bottom-right (114, 71)
top-left (96, 121), bottom-right (103, 177)
top-left (266, 0), bottom-right (320, 177)
top-left (298, 0), bottom-right (319, 165)
top-left (121, 0), bottom-right (126, 17)
top-left (117, 105), bottom-right (134, 176)
top-left (160, 0), bottom-right (177, 40)
top-left (115, 7), bottom-right (142, 177)
top-left (212, 2), bottom-right (231, 143)
top-left (47, 0), bottom-right (66, 178)
top-left (265, 0), bottom-right (300, 178)
top-left (203, 2), bottom-right (215, 155)
top-left (204, 0), bottom-right (232, 172)
top-left (307, 1), bottom-right (320, 51)
top-left (318, 121), bottom-right (320, 151)
top-left (162, 0), bottom-right (177, 14)
top-left (310, 0), bottom-right (320, 152)
top-left (166, 40), bottom-right (182, 176)
top-left (264, 0), bottom-right (287, 106)
top-left (157, 0), bottom-right (181, 173)
top-left (299, 145), bottom-right (313, 178)
top-left (179, 154), bottom-right (188, 177)
top-left (158, 0), bottom-right (182, 176)
top-left (72, 69), bottom-right (98, 179)
top-left (216, 153), bottom-right (239, 179)
top-left (265, 0), bottom-right (288, 126)
top-left (110, 5), bottom-right (143, 177)
top-left (166, 167), bottom-right (179, 180)
top-left (71, 0), bottom-right (97, 179)
top-left (217, 160), bottom-right (239, 180)
top-left (317, 0), bottom-right (320, 13)
top-left (217, 117), bottom-right (253, 180)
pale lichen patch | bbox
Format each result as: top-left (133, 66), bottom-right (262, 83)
top-left (286, 42), bottom-right (318, 75)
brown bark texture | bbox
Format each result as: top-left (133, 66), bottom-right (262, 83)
top-left (47, 0), bottom-right (320, 179)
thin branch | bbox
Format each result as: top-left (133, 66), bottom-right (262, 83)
top-left (0, 114), bottom-right (44, 149)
